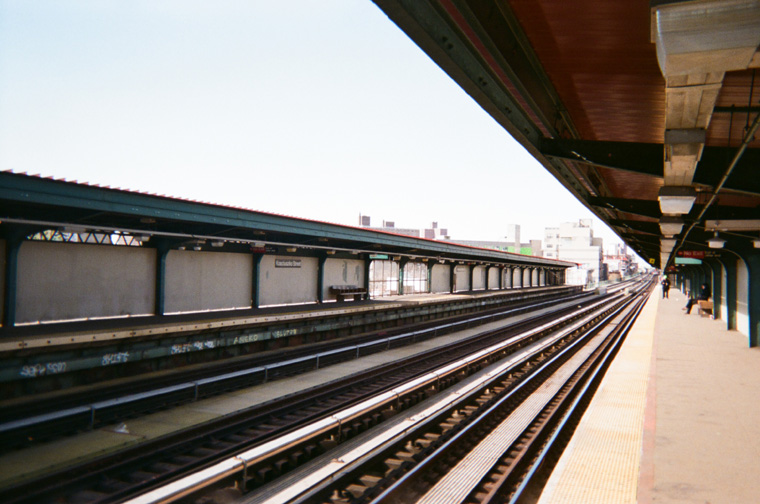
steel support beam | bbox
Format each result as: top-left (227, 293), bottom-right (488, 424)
top-left (449, 263), bottom-right (456, 293)
top-left (539, 138), bottom-right (663, 177)
top-left (317, 255), bottom-right (327, 303)
top-left (252, 253), bottom-right (263, 309)
top-left (427, 262), bottom-right (434, 293)
top-left (732, 248), bottom-right (760, 347)
top-left (540, 138), bottom-right (760, 195)
top-left (705, 258), bottom-right (723, 321)
top-left (154, 244), bottom-right (169, 316)
top-left (2, 235), bottom-right (21, 328)
top-left (723, 258), bottom-right (738, 331)
top-left (398, 258), bottom-right (409, 295)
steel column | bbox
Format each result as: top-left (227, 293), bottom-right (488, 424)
top-left (732, 249), bottom-right (760, 347)
top-left (252, 253), bottom-right (263, 309)
top-left (705, 259), bottom-right (723, 321)
top-left (317, 255), bottom-right (327, 303)
top-left (746, 254), bottom-right (760, 347)
top-left (2, 235), bottom-right (21, 328)
top-left (449, 263), bottom-right (456, 293)
top-left (154, 244), bottom-right (169, 316)
top-left (723, 258), bottom-right (738, 331)
top-left (427, 262), bottom-right (434, 293)
top-left (398, 258), bottom-right (409, 295)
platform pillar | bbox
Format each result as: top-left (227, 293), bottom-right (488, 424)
top-left (252, 253), bottom-right (263, 308)
top-left (514, 267), bottom-right (521, 288)
top-left (733, 249), bottom-right (760, 348)
top-left (154, 242), bottom-right (169, 316)
top-left (317, 255), bottom-right (327, 303)
top-left (2, 234), bottom-right (21, 328)
top-left (748, 254), bottom-right (760, 347)
top-left (705, 259), bottom-right (723, 321)
top-left (723, 258), bottom-right (738, 331)
top-left (364, 259), bottom-right (372, 299)
top-left (427, 262), bottom-right (434, 293)
top-left (398, 258), bottom-right (408, 295)
top-left (745, 254), bottom-right (760, 347)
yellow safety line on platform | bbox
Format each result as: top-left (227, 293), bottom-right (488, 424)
top-left (537, 292), bottom-right (659, 504)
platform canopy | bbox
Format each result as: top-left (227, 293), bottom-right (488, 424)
top-left (373, 0), bottom-right (760, 268)
top-left (0, 171), bottom-right (572, 269)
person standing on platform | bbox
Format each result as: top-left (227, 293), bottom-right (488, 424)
top-left (661, 276), bottom-right (670, 298)
top-left (684, 282), bottom-right (711, 314)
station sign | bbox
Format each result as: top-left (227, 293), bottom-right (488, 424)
top-left (369, 254), bottom-right (389, 260)
top-left (275, 259), bottom-right (301, 268)
top-left (250, 245), bottom-right (278, 254)
top-left (677, 250), bottom-right (720, 259)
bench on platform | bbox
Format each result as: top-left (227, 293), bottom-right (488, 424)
top-left (330, 285), bottom-right (367, 302)
top-left (698, 299), bottom-right (713, 318)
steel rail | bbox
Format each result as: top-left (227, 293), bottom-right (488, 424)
top-left (126, 287), bottom-right (641, 504)
top-left (0, 290), bottom-right (594, 450)
top-left (1, 289), bottom-right (623, 504)
top-left (505, 290), bottom-right (651, 504)
top-left (360, 282), bottom-right (650, 504)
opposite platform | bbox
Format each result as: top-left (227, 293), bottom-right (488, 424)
top-left (539, 286), bottom-right (760, 504)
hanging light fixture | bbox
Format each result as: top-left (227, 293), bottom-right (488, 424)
top-left (707, 231), bottom-right (726, 249)
top-left (658, 186), bottom-right (697, 215)
top-left (659, 216), bottom-right (684, 237)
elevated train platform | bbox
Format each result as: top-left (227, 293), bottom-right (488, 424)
top-left (538, 286), bottom-right (760, 504)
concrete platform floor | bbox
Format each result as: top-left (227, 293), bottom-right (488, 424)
top-left (539, 287), bottom-right (760, 504)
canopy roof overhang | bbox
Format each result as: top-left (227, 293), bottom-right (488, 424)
top-left (374, 0), bottom-right (760, 268)
top-left (0, 171), bottom-right (573, 269)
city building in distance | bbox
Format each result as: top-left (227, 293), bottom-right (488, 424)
top-left (544, 219), bottom-right (603, 285)
top-left (358, 217), bottom-right (541, 256)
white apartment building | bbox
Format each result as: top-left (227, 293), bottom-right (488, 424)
top-left (544, 219), bottom-right (603, 285)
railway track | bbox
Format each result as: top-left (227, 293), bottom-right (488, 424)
top-left (0, 289), bottom-right (595, 451)
top-left (0, 278), bottom-right (650, 504)
top-left (232, 281), bottom-right (652, 504)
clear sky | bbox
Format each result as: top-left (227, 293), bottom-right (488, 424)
top-left (0, 1), bottom-right (634, 257)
